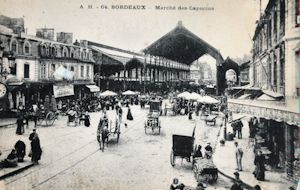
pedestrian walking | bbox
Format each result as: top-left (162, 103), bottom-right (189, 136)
top-left (234, 142), bottom-right (243, 171)
top-left (127, 107), bottom-right (133, 120)
top-left (188, 109), bottom-right (193, 120)
top-left (29, 129), bottom-right (42, 164)
top-left (14, 140), bottom-right (26, 162)
top-left (118, 106), bottom-right (123, 122)
top-left (231, 121), bottom-right (237, 138)
top-left (230, 172), bottom-right (243, 190)
top-left (248, 117), bottom-right (255, 138)
top-left (32, 103), bottom-right (38, 128)
top-left (253, 150), bottom-right (265, 181)
top-left (84, 111), bottom-right (91, 127)
top-left (16, 115), bottom-right (24, 135)
top-left (224, 109), bottom-right (229, 125)
top-left (236, 120), bottom-right (243, 139)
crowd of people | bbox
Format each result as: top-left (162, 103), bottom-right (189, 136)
top-left (2, 90), bottom-right (297, 190)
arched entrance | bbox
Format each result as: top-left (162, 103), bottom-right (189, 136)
top-left (144, 21), bottom-right (228, 95)
top-left (217, 57), bottom-right (240, 94)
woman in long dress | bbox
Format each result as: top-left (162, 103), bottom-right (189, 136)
top-left (30, 134), bottom-right (42, 164)
top-left (127, 107), bottom-right (133, 120)
top-left (254, 150), bottom-right (265, 181)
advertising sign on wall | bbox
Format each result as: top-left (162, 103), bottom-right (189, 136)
top-left (53, 84), bottom-right (74, 98)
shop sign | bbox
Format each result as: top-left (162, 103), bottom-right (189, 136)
top-left (228, 102), bottom-right (300, 125)
top-left (53, 84), bottom-right (74, 98)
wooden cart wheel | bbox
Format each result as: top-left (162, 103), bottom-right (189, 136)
top-left (46, 112), bottom-right (55, 126)
top-left (193, 164), bottom-right (199, 182)
top-left (170, 150), bottom-right (175, 167)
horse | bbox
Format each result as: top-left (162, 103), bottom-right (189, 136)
top-left (97, 118), bottom-right (110, 152)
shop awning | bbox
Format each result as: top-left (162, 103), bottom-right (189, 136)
top-left (86, 85), bottom-right (100, 92)
top-left (237, 94), bottom-right (252, 100)
top-left (262, 90), bottom-right (283, 98)
top-left (231, 84), bottom-right (260, 90)
top-left (257, 94), bottom-right (277, 101)
top-left (8, 82), bottom-right (23, 86)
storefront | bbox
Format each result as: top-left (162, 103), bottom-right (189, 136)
top-left (228, 99), bottom-right (299, 182)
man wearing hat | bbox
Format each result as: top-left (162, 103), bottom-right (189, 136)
top-left (230, 172), bottom-right (243, 190)
top-left (204, 142), bottom-right (213, 159)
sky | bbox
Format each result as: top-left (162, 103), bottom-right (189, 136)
top-left (0, 0), bottom-right (268, 60)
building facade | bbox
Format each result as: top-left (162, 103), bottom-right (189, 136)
top-left (229, 0), bottom-right (300, 183)
top-left (251, 0), bottom-right (299, 101)
top-left (0, 20), bottom-right (95, 111)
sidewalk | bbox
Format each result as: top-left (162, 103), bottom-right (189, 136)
top-left (213, 113), bottom-right (294, 190)
top-left (0, 161), bottom-right (34, 180)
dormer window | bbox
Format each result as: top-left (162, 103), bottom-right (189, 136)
top-left (23, 41), bottom-right (31, 55)
top-left (10, 39), bottom-right (18, 53)
top-left (62, 47), bottom-right (69, 57)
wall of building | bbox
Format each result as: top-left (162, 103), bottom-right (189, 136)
top-left (251, 0), bottom-right (300, 99)
top-left (284, 0), bottom-right (300, 98)
top-left (15, 58), bottom-right (39, 81)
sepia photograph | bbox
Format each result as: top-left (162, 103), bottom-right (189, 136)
top-left (0, 0), bottom-right (299, 189)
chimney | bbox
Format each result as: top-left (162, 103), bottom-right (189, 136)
top-left (36, 28), bottom-right (54, 41)
top-left (57, 32), bottom-right (73, 44)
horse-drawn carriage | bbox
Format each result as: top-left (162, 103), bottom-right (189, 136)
top-left (170, 126), bottom-right (218, 183)
top-left (170, 126), bottom-right (195, 167)
top-left (97, 116), bottom-right (120, 151)
top-left (144, 99), bottom-right (161, 134)
top-left (34, 107), bottom-right (58, 126)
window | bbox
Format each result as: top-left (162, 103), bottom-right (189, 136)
top-left (50, 64), bottom-right (56, 77)
top-left (11, 40), bottom-right (18, 53)
top-left (296, 0), bottom-right (300, 26)
top-left (273, 10), bottom-right (278, 43)
top-left (40, 44), bottom-right (46, 56)
top-left (70, 66), bottom-right (74, 72)
top-left (280, 45), bottom-right (285, 86)
top-left (51, 46), bottom-right (57, 57)
top-left (279, 0), bottom-right (285, 37)
top-left (80, 66), bottom-right (84, 77)
top-left (273, 55), bottom-right (277, 86)
top-left (24, 42), bottom-right (30, 55)
top-left (86, 66), bottom-right (90, 77)
top-left (62, 47), bottom-right (69, 57)
top-left (24, 64), bottom-right (30, 78)
top-left (41, 63), bottom-right (46, 79)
